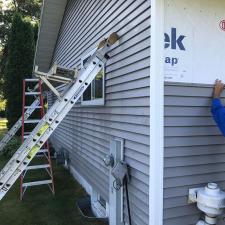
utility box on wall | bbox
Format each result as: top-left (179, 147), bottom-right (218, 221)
top-left (164, 0), bottom-right (225, 84)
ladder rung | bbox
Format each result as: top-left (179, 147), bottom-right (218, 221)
top-left (35, 149), bottom-right (49, 158)
top-left (24, 79), bottom-right (39, 82)
top-left (25, 92), bottom-right (41, 96)
top-left (24, 106), bottom-right (42, 109)
top-left (24, 119), bottom-right (41, 124)
top-left (39, 149), bottom-right (48, 153)
top-left (26, 164), bottom-right (50, 170)
top-left (35, 154), bottom-right (46, 158)
top-left (22, 180), bottom-right (52, 187)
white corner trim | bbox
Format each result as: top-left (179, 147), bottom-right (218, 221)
top-left (149, 0), bottom-right (165, 225)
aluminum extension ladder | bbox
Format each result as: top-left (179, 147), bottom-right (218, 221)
top-left (20, 79), bottom-right (55, 200)
top-left (0, 32), bottom-right (119, 200)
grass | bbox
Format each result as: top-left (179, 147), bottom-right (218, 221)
top-left (0, 130), bottom-right (108, 225)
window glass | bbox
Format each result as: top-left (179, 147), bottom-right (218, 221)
top-left (83, 84), bottom-right (91, 101)
top-left (82, 49), bottom-right (104, 104)
top-left (92, 70), bottom-right (103, 99)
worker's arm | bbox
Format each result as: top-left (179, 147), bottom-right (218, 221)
top-left (211, 80), bottom-right (225, 136)
top-left (211, 98), bottom-right (225, 136)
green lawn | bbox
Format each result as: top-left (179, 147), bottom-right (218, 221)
top-left (0, 153), bottom-right (107, 225)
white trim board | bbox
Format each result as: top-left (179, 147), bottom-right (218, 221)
top-left (149, 0), bottom-right (165, 225)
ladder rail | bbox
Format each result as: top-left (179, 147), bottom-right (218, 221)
top-left (0, 98), bottom-right (40, 153)
top-left (0, 33), bottom-right (118, 200)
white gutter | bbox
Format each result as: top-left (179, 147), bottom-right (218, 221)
top-left (149, 0), bottom-right (165, 225)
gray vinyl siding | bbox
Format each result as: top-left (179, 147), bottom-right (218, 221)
top-left (49, 1), bottom-right (150, 225)
top-left (164, 83), bottom-right (225, 225)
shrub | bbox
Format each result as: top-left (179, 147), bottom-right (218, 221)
top-left (2, 135), bottom-right (21, 157)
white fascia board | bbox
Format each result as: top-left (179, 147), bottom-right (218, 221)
top-left (33, 0), bottom-right (45, 73)
top-left (149, 0), bottom-right (165, 225)
top-left (34, 0), bottom-right (68, 73)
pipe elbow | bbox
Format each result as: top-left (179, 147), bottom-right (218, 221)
top-left (196, 221), bottom-right (208, 225)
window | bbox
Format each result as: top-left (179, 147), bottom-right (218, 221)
top-left (91, 190), bottom-right (108, 218)
top-left (81, 48), bottom-right (105, 106)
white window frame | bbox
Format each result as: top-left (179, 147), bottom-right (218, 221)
top-left (91, 189), bottom-right (108, 218)
top-left (81, 48), bottom-right (105, 106)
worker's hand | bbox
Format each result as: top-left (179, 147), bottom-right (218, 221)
top-left (213, 79), bottom-right (224, 98)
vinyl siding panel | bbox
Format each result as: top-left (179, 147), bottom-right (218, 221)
top-left (49, 1), bottom-right (150, 225)
top-left (164, 83), bottom-right (225, 225)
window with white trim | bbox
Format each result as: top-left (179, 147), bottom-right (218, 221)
top-left (81, 48), bottom-right (105, 106)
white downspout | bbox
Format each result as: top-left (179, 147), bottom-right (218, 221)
top-left (149, 0), bottom-right (165, 225)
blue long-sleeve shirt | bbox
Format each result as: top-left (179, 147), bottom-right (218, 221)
top-left (211, 98), bottom-right (225, 136)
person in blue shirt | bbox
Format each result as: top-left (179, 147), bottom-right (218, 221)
top-left (211, 79), bottom-right (225, 136)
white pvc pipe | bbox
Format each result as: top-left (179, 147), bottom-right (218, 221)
top-left (196, 221), bottom-right (208, 225)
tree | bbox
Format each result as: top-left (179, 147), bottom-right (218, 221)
top-left (0, 8), bottom-right (14, 46)
top-left (33, 21), bottom-right (39, 44)
top-left (4, 13), bottom-right (35, 128)
top-left (13, 0), bottom-right (42, 19)
top-left (0, 0), bottom-right (42, 46)
top-left (0, 0), bottom-right (41, 79)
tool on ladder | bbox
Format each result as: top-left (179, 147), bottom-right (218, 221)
top-left (20, 79), bottom-right (55, 200)
top-left (0, 32), bottom-right (119, 200)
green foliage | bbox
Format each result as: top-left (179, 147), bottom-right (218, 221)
top-left (0, 9), bottom-right (14, 45)
top-left (0, 99), bottom-right (6, 111)
top-left (0, 0), bottom-right (41, 77)
top-left (4, 13), bottom-right (35, 129)
top-left (0, 99), bottom-right (6, 117)
top-left (0, 45), bottom-right (7, 112)
top-left (0, 44), bottom-right (7, 82)
top-left (32, 21), bottom-right (39, 44)
top-left (0, 1), bottom-right (41, 124)
top-left (0, 128), bottom-right (20, 157)
top-left (0, 119), bottom-right (7, 130)
top-left (15, 0), bottom-right (42, 19)
top-left (2, 135), bottom-right (21, 157)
